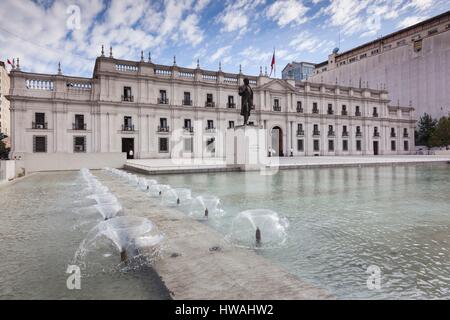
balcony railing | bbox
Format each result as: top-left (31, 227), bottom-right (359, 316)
top-left (403, 133), bottom-right (409, 138)
top-left (157, 126), bottom-right (170, 133)
top-left (313, 130), bottom-right (320, 136)
top-left (182, 99), bottom-right (192, 106)
top-left (296, 108), bottom-right (304, 113)
top-left (374, 132), bottom-right (380, 137)
top-left (328, 131), bottom-right (336, 137)
top-left (356, 132), bottom-right (362, 137)
top-left (391, 132), bottom-right (396, 138)
top-left (327, 109), bottom-right (334, 115)
top-left (158, 98), bottom-right (169, 105)
top-left (183, 127), bottom-right (194, 133)
top-left (342, 110), bottom-right (348, 116)
top-left (273, 106), bottom-right (281, 112)
top-left (72, 123), bottom-right (86, 130)
top-left (122, 95), bottom-right (134, 102)
top-left (227, 103), bottom-right (236, 109)
top-left (32, 122), bottom-right (48, 129)
top-left (205, 127), bottom-right (216, 133)
top-left (312, 108), bottom-right (319, 114)
top-left (205, 101), bottom-right (216, 108)
top-left (373, 112), bottom-right (379, 118)
top-left (342, 132), bottom-right (349, 137)
top-left (355, 111), bottom-right (362, 117)
top-left (122, 124), bottom-right (135, 132)
top-left (297, 130), bottom-right (305, 136)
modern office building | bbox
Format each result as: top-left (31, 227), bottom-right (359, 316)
top-left (310, 11), bottom-right (450, 119)
top-left (6, 50), bottom-right (415, 171)
top-left (0, 61), bottom-right (11, 147)
top-left (282, 61), bottom-right (315, 81)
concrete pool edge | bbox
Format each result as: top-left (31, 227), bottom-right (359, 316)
top-left (94, 171), bottom-right (334, 300)
top-left (124, 156), bottom-right (450, 175)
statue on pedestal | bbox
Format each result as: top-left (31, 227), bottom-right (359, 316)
top-left (239, 78), bottom-right (253, 125)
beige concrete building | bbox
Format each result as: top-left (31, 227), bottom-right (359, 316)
top-left (310, 11), bottom-right (450, 119)
top-left (6, 51), bottom-right (416, 171)
top-left (0, 61), bottom-right (11, 147)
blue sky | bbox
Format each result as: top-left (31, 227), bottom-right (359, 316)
top-left (1, 0), bottom-right (449, 77)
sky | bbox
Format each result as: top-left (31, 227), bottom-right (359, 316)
top-left (0, 0), bottom-right (449, 78)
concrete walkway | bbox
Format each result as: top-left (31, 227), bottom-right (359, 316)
top-left (125, 155), bottom-right (450, 175)
top-left (95, 171), bottom-right (333, 300)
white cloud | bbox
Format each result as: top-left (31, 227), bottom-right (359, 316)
top-left (209, 45), bottom-right (232, 62)
top-left (397, 15), bottom-right (429, 28)
top-left (266, 0), bottom-right (309, 27)
top-left (289, 31), bottom-right (333, 53)
top-left (218, 0), bottom-right (266, 34)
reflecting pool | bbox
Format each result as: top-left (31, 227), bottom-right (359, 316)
top-left (0, 172), bottom-right (170, 299)
top-left (149, 164), bottom-right (450, 299)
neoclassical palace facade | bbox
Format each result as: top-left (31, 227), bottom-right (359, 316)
top-left (7, 52), bottom-right (416, 167)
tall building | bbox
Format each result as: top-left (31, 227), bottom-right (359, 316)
top-left (6, 52), bottom-right (415, 172)
top-left (310, 11), bottom-right (450, 119)
top-left (0, 61), bottom-right (11, 147)
top-left (282, 61), bottom-right (315, 81)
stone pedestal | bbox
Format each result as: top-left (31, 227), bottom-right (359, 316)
top-left (226, 125), bottom-right (268, 171)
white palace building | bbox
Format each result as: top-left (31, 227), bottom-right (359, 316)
top-left (6, 49), bottom-right (416, 172)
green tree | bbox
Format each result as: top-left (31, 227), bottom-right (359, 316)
top-left (416, 113), bottom-right (437, 148)
top-left (430, 116), bottom-right (450, 148)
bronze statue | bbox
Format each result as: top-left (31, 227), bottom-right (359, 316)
top-left (239, 78), bottom-right (253, 125)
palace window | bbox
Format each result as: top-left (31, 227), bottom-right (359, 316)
top-left (123, 116), bottom-right (134, 131)
top-left (73, 136), bottom-right (86, 153)
top-left (33, 112), bottom-right (47, 129)
top-left (207, 120), bottom-right (214, 129)
top-left (183, 92), bottom-right (191, 106)
top-left (343, 140), bottom-right (348, 151)
top-left (355, 106), bottom-right (361, 116)
top-left (327, 104), bottom-right (333, 115)
top-left (273, 99), bottom-right (281, 111)
top-left (227, 96), bottom-right (235, 108)
top-left (297, 124), bottom-right (304, 136)
top-left (159, 137), bottom-right (168, 153)
top-left (206, 138), bottom-right (215, 153)
top-left (122, 86), bottom-right (133, 102)
top-left (313, 140), bottom-right (320, 152)
top-left (342, 105), bottom-right (347, 115)
top-left (328, 140), bottom-right (334, 152)
top-left (228, 121), bottom-right (234, 129)
top-left (184, 137), bottom-right (193, 152)
top-left (159, 90), bottom-right (168, 104)
top-left (356, 140), bottom-right (362, 151)
top-left (73, 114), bottom-right (86, 130)
top-left (391, 141), bottom-right (396, 151)
top-left (33, 135), bottom-right (47, 153)
top-left (404, 141), bottom-right (409, 151)
top-left (206, 94), bottom-right (215, 107)
top-left (296, 101), bottom-right (303, 113)
top-left (312, 102), bottom-right (319, 114)
top-left (297, 139), bottom-right (304, 152)
top-left (158, 118), bottom-right (169, 132)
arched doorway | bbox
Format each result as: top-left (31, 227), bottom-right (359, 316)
top-left (271, 126), bottom-right (283, 156)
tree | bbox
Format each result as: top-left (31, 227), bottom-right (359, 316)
top-left (0, 139), bottom-right (10, 159)
top-left (416, 113), bottom-right (437, 148)
top-left (430, 116), bottom-right (450, 148)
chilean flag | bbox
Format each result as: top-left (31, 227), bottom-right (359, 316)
top-left (269, 49), bottom-right (275, 77)
top-left (7, 59), bottom-right (13, 66)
